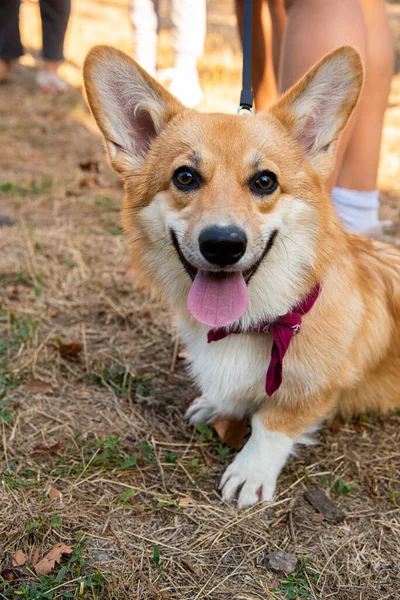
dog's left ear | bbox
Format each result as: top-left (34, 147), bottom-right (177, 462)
top-left (83, 45), bottom-right (184, 176)
top-left (270, 46), bottom-right (363, 177)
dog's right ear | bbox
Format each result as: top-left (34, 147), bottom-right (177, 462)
top-left (83, 45), bottom-right (184, 176)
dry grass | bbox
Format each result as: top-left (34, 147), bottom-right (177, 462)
top-left (1, 1), bottom-right (400, 598)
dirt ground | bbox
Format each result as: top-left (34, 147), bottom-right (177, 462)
top-left (1, 1), bottom-right (400, 599)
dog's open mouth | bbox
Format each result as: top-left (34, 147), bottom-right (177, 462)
top-left (170, 230), bottom-right (278, 328)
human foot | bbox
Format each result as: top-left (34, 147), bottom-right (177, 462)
top-left (36, 62), bottom-right (68, 94)
top-left (169, 70), bottom-right (203, 107)
top-left (0, 60), bottom-right (14, 84)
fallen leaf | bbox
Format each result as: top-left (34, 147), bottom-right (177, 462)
top-left (6, 284), bottom-right (30, 298)
top-left (264, 550), bottom-right (298, 575)
top-left (312, 513), bottom-right (326, 523)
top-left (32, 547), bottom-right (41, 565)
top-left (47, 486), bottom-right (61, 500)
top-left (213, 417), bottom-right (251, 450)
top-left (330, 418), bottom-right (344, 433)
top-left (200, 447), bottom-right (213, 465)
top-left (27, 379), bottom-right (53, 394)
top-left (78, 159), bottom-right (101, 173)
top-left (1, 569), bottom-right (16, 581)
top-left (304, 489), bottom-right (345, 522)
top-left (12, 549), bottom-right (27, 567)
top-left (181, 558), bottom-right (200, 576)
top-left (57, 341), bottom-right (82, 357)
top-left (271, 519), bottom-right (285, 529)
top-left (178, 497), bottom-right (191, 508)
top-left (79, 174), bottom-right (102, 188)
top-left (66, 187), bottom-right (84, 197)
top-left (353, 422), bottom-right (365, 433)
top-left (34, 543), bottom-right (72, 576)
top-left (32, 442), bottom-right (64, 457)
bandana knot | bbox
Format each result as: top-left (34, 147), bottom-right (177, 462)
top-left (207, 283), bottom-right (321, 396)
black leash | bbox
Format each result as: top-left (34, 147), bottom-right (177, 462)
top-left (238, 0), bottom-right (254, 114)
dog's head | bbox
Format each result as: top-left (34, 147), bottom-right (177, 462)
top-left (84, 46), bottom-right (362, 328)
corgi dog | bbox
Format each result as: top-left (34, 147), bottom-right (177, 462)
top-left (83, 45), bottom-right (400, 508)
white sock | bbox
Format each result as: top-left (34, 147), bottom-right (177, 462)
top-left (332, 187), bottom-right (380, 234)
top-left (169, 53), bottom-right (203, 107)
top-left (174, 53), bottom-right (198, 75)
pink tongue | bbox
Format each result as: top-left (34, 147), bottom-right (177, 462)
top-left (187, 270), bottom-right (249, 328)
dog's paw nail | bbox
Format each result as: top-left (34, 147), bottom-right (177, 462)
top-left (184, 396), bottom-right (217, 425)
top-left (220, 463), bottom-right (277, 508)
top-left (221, 474), bottom-right (245, 503)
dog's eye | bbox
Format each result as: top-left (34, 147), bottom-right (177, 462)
top-left (172, 167), bottom-right (200, 190)
top-left (251, 171), bottom-right (278, 195)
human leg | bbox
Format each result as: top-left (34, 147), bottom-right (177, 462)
top-left (0, 0), bottom-right (23, 82)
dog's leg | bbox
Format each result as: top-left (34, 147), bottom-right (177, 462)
top-left (185, 396), bottom-right (219, 425)
top-left (220, 412), bottom-right (294, 508)
top-left (220, 396), bottom-right (332, 508)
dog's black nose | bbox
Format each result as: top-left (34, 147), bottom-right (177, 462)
top-left (199, 225), bottom-right (247, 266)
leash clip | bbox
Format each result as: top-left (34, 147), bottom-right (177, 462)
top-left (237, 88), bottom-right (254, 116)
top-left (237, 105), bottom-right (254, 116)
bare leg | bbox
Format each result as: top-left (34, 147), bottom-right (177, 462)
top-left (337, 0), bottom-right (394, 191)
top-left (235, 0), bottom-right (286, 111)
top-left (279, 0), bottom-right (368, 192)
top-left (0, 0), bottom-right (23, 82)
top-left (38, 0), bottom-right (71, 93)
top-left (267, 0), bottom-right (286, 84)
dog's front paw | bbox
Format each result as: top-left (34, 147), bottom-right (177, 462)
top-left (185, 396), bottom-right (219, 425)
top-left (219, 455), bottom-right (277, 509)
top-left (218, 418), bottom-right (294, 509)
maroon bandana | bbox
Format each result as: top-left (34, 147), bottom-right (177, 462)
top-left (207, 283), bottom-right (321, 396)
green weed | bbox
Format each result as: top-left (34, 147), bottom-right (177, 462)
top-left (101, 213), bottom-right (122, 235)
top-left (92, 435), bottom-right (121, 466)
top-left (25, 518), bottom-right (42, 535)
top-left (140, 440), bottom-right (157, 464)
top-left (164, 451), bottom-right (177, 463)
top-left (216, 444), bottom-right (231, 461)
top-left (87, 363), bottom-right (158, 404)
top-left (0, 397), bottom-right (15, 423)
top-left (152, 544), bottom-right (164, 570)
top-left (331, 477), bottom-right (353, 495)
top-left (0, 176), bottom-right (52, 196)
top-left (51, 516), bottom-right (63, 528)
top-left (194, 422), bottom-right (214, 442)
top-left (119, 453), bottom-right (138, 470)
top-left (120, 488), bottom-right (135, 503)
top-left (95, 195), bottom-right (120, 211)
top-left (272, 557), bottom-right (319, 599)
top-left (156, 498), bottom-right (181, 509)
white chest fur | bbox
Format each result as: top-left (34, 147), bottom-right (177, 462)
top-left (179, 322), bottom-right (273, 417)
